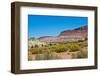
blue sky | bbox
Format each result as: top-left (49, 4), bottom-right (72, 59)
top-left (28, 15), bottom-right (88, 38)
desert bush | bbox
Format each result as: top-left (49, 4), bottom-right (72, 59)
top-left (35, 51), bottom-right (61, 60)
top-left (28, 51), bottom-right (33, 60)
top-left (29, 41), bottom-right (87, 54)
top-left (76, 50), bottom-right (88, 58)
top-left (29, 48), bottom-right (42, 54)
top-left (67, 43), bottom-right (80, 52)
top-left (78, 41), bottom-right (88, 48)
top-left (72, 52), bottom-right (78, 59)
top-left (72, 49), bottom-right (88, 59)
top-left (53, 45), bottom-right (68, 53)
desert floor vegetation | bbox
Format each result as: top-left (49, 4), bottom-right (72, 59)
top-left (28, 40), bottom-right (88, 60)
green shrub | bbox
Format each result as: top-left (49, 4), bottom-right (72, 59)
top-left (53, 45), bottom-right (68, 53)
top-left (67, 43), bottom-right (80, 52)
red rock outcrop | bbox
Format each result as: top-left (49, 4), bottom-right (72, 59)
top-left (39, 25), bottom-right (87, 43)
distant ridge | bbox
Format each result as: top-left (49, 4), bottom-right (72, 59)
top-left (29, 25), bottom-right (87, 43)
top-left (74, 25), bottom-right (88, 31)
top-left (59, 25), bottom-right (87, 36)
top-left (38, 25), bottom-right (87, 39)
top-left (38, 36), bottom-right (53, 40)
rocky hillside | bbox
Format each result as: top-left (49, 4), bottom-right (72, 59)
top-left (59, 25), bottom-right (87, 37)
top-left (32, 25), bottom-right (88, 43)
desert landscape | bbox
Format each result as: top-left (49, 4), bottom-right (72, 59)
top-left (28, 25), bottom-right (88, 60)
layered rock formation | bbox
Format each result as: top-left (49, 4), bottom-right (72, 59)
top-left (38, 25), bottom-right (88, 43)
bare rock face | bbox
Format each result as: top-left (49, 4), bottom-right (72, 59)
top-left (38, 25), bottom-right (88, 43)
top-left (59, 25), bottom-right (87, 38)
